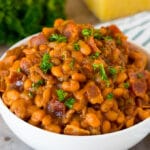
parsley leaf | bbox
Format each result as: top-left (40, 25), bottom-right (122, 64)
top-left (94, 32), bottom-right (103, 40)
top-left (124, 82), bottom-right (130, 89)
top-left (56, 89), bottom-right (68, 101)
top-left (116, 37), bottom-right (122, 45)
top-left (32, 80), bottom-right (44, 89)
top-left (49, 34), bottom-right (67, 42)
top-left (106, 93), bottom-right (114, 100)
top-left (108, 66), bottom-right (117, 76)
top-left (40, 53), bottom-right (53, 73)
top-left (69, 58), bottom-right (75, 70)
top-left (28, 91), bottom-right (34, 98)
top-left (65, 98), bottom-right (75, 109)
top-left (93, 64), bottom-right (108, 80)
top-left (104, 36), bottom-right (113, 41)
top-left (99, 64), bottom-right (108, 81)
top-left (90, 52), bottom-right (100, 59)
top-left (137, 73), bottom-right (143, 79)
top-left (74, 42), bottom-right (80, 51)
top-left (82, 28), bottom-right (92, 36)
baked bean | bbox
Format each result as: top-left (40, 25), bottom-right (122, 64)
top-left (30, 109), bottom-right (45, 125)
top-left (3, 90), bottom-right (20, 106)
top-left (10, 99), bottom-right (28, 119)
top-left (71, 72), bottom-right (86, 82)
top-left (51, 66), bottom-right (63, 78)
top-left (44, 124), bottom-right (61, 133)
top-left (84, 113), bottom-right (101, 128)
top-left (113, 88), bottom-right (124, 97)
top-left (62, 80), bottom-right (80, 92)
top-left (78, 40), bottom-right (91, 56)
top-left (117, 112), bottom-right (125, 124)
top-left (126, 117), bottom-right (135, 128)
top-left (102, 120), bottom-right (111, 133)
top-left (100, 100), bottom-right (114, 112)
top-left (115, 72), bottom-right (127, 84)
top-left (24, 79), bottom-right (32, 90)
top-left (138, 108), bottom-right (150, 120)
top-left (42, 115), bottom-right (52, 126)
top-left (105, 110), bottom-right (118, 121)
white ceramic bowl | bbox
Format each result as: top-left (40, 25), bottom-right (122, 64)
top-left (0, 35), bottom-right (150, 150)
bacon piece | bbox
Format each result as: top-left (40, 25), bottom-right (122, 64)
top-left (28, 33), bottom-right (47, 48)
top-left (63, 21), bottom-right (79, 42)
top-left (129, 71), bottom-right (147, 97)
top-left (47, 99), bottom-right (66, 118)
top-left (20, 57), bottom-right (32, 74)
top-left (84, 81), bottom-right (103, 104)
top-left (87, 36), bottom-right (100, 52)
top-left (8, 71), bottom-right (25, 91)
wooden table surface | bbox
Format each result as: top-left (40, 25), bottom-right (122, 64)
top-left (0, 0), bottom-right (150, 149)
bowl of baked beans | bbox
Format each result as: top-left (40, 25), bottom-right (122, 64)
top-left (0, 19), bottom-right (150, 150)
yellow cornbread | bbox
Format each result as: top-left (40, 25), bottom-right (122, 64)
top-left (84, 0), bottom-right (150, 21)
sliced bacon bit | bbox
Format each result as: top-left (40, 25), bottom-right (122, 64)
top-left (47, 99), bottom-right (66, 118)
top-left (129, 71), bottom-right (147, 97)
top-left (84, 81), bottom-right (103, 104)
top-left (108, 25), bottom-right (122, 35)
top-left (8, 71), bottom-right (25, 91)
top-left (28, 33), bottom-right (47, 48)
top-left (63, 21), bottom-right (79, 42)
top-left (87, 36), bottom-right (100, 52)
top-left (64, 125), bottom-right (90, 135)
top-left (20, 57), bottom-right (32, 74)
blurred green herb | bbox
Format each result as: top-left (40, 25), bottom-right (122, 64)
top-left (49, 34), bottom-right (67, 42)
top-left (90, 52), bottom-right (100, 59)
top-left (124, 82), bottom-right (130, 89)
top-left (106, 93), bottom-right (114, 100)
top-left (65, 97), bottom-right (75, 109)
top-left (32, 79), bottom-right (44, 89)
top-left (82, 28), bottom-right (92, 37)
top-left (40, 53), bottom-right (53, 73)
top-left (0, 0), bottom-right (66, 45)
top-left (56, 89), bottom-right (68, 101)
top-left (73, 42), bottom-right (80, 51)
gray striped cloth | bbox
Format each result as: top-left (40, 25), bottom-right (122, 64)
top-left (95, 12), bottom-right (150, 50)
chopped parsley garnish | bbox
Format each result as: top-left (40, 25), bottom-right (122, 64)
top-left (90, 52), bottom-right (100, 59)
top-left (73, 42), bottom-right (80, 51)
top-left (82, 28), bottom-right (92, 36)
top-left (69, 58), bottom-right (75, 70)
top-left (32, 80), bottom-right (44, 89)
top-left (99, 64), bottom-right (108, 81)
top-left (28, 91), bottom-right (34, 98)
top-left (137, 73), bottom-right (143, 79)
top-left (92, 64), bottom-right (108, 81)
top-left (116, 37), bottom-right (122, 45)
top-left (106, 93), bottom-right (114, 100)
top-left (40, 53), bottom-right (53, 73)
top-left (94, 32), bottom-right (103, 40)
top-left (49, 34), bottom-right (67, 42)
top-left (124, 82), bottom-right (130, 89)
top-left (56, 89), bottom-right (68, 101)
top-left (65, 98), bottom-right (75, 109)
top-left (108, 66), bottom-right (117, 76)
top-left (104, 36), bottom-right (113, 41)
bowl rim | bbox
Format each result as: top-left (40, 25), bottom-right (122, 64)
top-left (0, 33), bottom-right (150, 138)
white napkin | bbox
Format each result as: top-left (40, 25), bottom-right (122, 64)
top-left (95, 12), bottom-right (150, 50)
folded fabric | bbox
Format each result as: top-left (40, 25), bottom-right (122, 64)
top-left (95, 12), bottom-right (150, 50)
